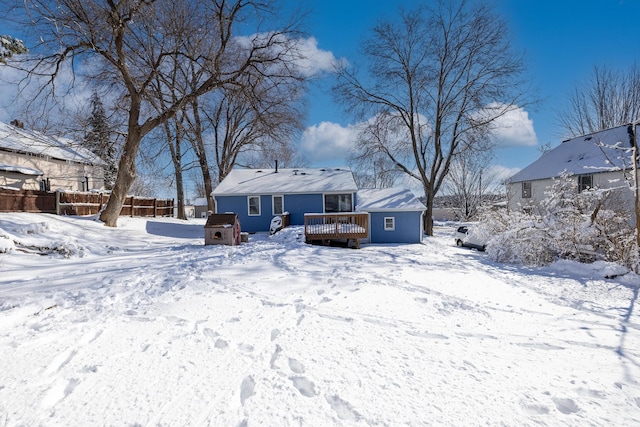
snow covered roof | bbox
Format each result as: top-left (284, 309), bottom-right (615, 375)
top-left (356, 188), bottom-right (426, 212)
top-left (0, 163), bottom-right (43, 176)
top-left (0, 121), bottom-right (105, 166)
top-left (508, 124), bottom-right (635, 183)
top-left (212, 167), bottom-right (358, 196)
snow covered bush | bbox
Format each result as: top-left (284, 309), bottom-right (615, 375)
top-left (477, 173), bottom-right (637, 269)
top-left (478, 208), bottom-right (555, 266)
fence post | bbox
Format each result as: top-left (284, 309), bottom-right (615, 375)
top-left (55, 190), bottom-right (61, 215)
top-left (153, 198), bottom-right (157, 217)
top-left (131, 196), bottom-right (135, 217)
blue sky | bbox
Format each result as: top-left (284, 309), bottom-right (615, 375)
top-left (298, 0), bottom-right (640, 176)
top-left (2, 1), bottom-right (640, 181)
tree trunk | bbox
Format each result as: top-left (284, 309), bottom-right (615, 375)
top-left (424, 190), bottom-right (434, 236)
top-left (190, 100), bottom-right (216, 212)
top-left (100, 104), bottom-right (143, 227)
top-left (176, 171), bottom-right (187, 220)
top-left (99, 142), bottom-right (138, 226)
top-left (174, 137), bottom-right (187, 220)
top-left (167, 117), bottom-right (187, 220)
top-left (634, 124), bottom-right (640, 273)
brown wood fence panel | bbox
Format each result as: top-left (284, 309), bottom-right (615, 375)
top-left (58, 192), bottom-right (110, 216)
top-left (0, 189), bottom-right (173, 217)
top-left (0, 189), bottom-right (56, 213)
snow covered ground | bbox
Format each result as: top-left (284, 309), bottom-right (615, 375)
top-left (0, 213), bottom-right (639, 426)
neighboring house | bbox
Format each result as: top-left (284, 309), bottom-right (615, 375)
top-left (0, 121), bottom-right (105, 191)
top-left (212, 167), bottom-right (358, 233)
top-left (212, 166), bottom-right (426, 244)
top-left (356, 188), bottom-right (425, 244)
top-left (507, 123), bottom-right (637, 211)
top-left (193, 197), bottom-right (210, 218)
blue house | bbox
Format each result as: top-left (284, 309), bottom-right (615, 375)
top-left (356, 188), bottom-right (425, 244)
top-left (211, 167), bottom-right (425, 244)
top-left (212, 167), bottom-right (358, 233)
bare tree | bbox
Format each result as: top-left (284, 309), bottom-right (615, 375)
top-left (559, 64), bottom-right (640, 137)
top-left (443, 151), bottom-right (502, 220)
top-left (350, 155), bottom-right (399, 189)
top-left (349, 124), bottom-right (402, 189)
top-left (334, 0), bottom-right (527, 235)
top-left (9, 0), bottom-right (303, 226)
top-left (205, 73), bottom-right (304, 179)
top-left (178, 62), bottom-right (305, 212)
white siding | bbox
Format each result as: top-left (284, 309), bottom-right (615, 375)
top-left (507, 170), bottom-right (633, 211)
top-left (0, 150), bottom-right (105, 191)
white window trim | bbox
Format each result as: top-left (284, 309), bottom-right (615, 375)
top-left (248, 195), bottom-right (261, 216)
top-left (272, 195), bottom-right (284, 215)
top-left (384, 216), bottom-right (395, 231)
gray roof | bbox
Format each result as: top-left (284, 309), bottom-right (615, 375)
top-left (508, 123), bottom-right (636, 183)
top-left (212, 167), bottom-right (358, 196)
top-left (0, 121), bottom-right (105, 166)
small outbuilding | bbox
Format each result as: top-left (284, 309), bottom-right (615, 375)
top-left (204, 213), bottom-right (241, 246)
top-left (356, 188), bottom-right (426, 244)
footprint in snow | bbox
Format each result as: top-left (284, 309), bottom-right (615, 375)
top-left (519, 400), bottom-right (550, 415)
top-left (290, 376), bottom-right (316, 397)
top-left (214, 339), bottom-right (228, 349)
top-left (552, 397), bottom-right (580, 415)
top-left (203, 327), bottom-right (219, 340)
top-left (240, 376), bottom-right (256, 405)
top-left (326, 394), bottom-right (361, 421)
top-left (288, 358), bottom-right (305, 374)
top-left (238, 343), bottom-right (254, 353)
top-left (270, 344), bottom-right (282, 369)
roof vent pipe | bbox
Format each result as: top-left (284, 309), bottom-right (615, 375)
top-left (275, 159), bottom-right (278, 173)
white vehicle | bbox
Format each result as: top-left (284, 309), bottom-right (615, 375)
top-left (455, 226), bottom-right (486, 251)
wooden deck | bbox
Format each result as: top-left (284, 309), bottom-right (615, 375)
top-left (304, 213), bottom-right (369, 248)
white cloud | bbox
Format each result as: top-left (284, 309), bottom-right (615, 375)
top-left (490, 106), bottom-right (538, 148)
top-left (299, 121), bottom-right (357, 164)
top-left (294, 37), bottom-right (347, 77)
top-left (235, 34), bottom-right (346, 78)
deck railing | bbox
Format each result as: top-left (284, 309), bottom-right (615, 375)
top-left (304, 212), bottom-right (369, 246)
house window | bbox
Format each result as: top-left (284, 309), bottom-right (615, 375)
top-left (248, 196), bottom-right (261, 216)
top-left (272, 195), bottom-right (284, 215)
top-left (578, 174), bottom-right (593, 192)
top-left (384, 217), bottom-right (395, 231)
top-left (522, 181), bottom-right (532, 198)
top-left (324, 193), bottom-right (352, 213)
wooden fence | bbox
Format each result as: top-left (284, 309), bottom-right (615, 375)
top-left (0, 189), bottom-right (174, 217)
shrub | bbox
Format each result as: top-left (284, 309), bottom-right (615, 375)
top-left (477, 173), bottom-right (637, 269)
